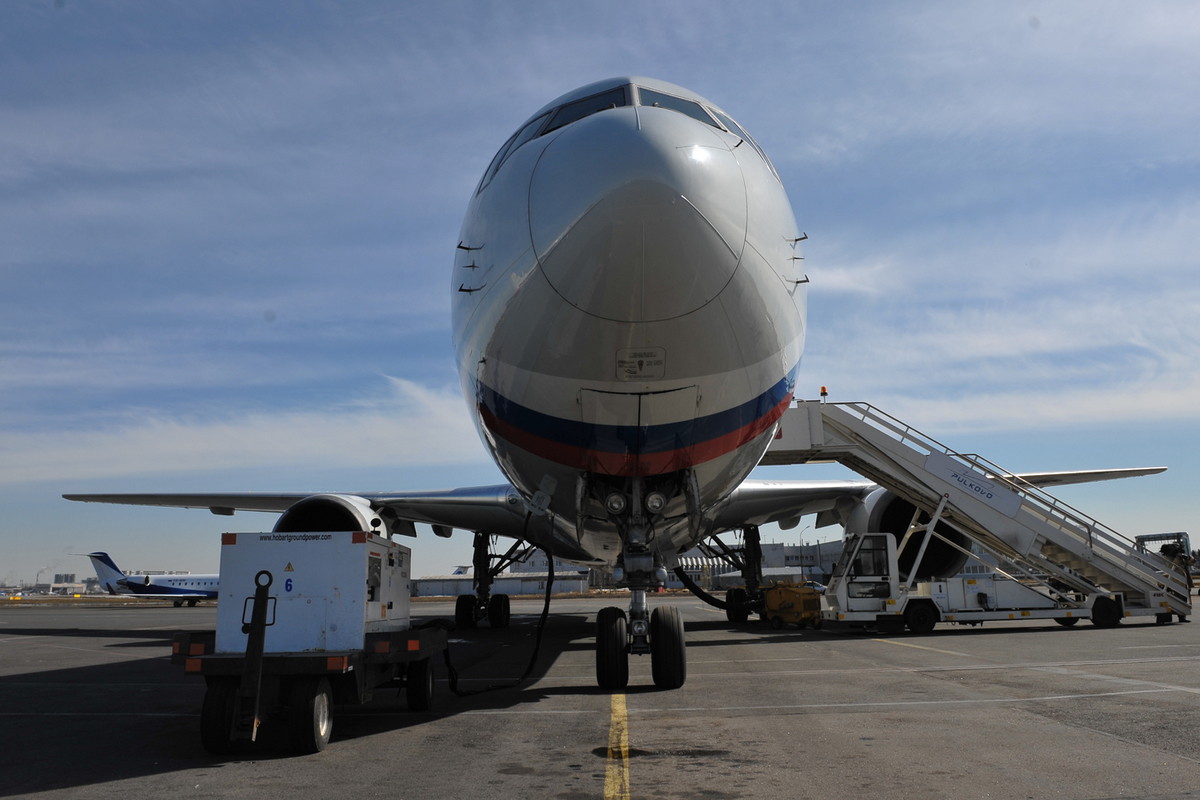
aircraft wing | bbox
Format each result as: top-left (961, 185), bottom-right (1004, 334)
top-left (63, 485), bottom-right (529, 538)
top-left (710, 479), bottom-right (876, 532)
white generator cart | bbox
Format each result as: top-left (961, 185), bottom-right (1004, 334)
top-left (173, 531), bottom-right (447, 755)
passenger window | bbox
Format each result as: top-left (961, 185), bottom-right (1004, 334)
top-left (544, 87), bottom-right (628, 134)
top-left (637, 88), bottom-right (718, 128)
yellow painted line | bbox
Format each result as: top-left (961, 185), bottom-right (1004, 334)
top-left (604, 693), bottom-right (630, 800)
top-left (872, 638), bottom-right (972, 657)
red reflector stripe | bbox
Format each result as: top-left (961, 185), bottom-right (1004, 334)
top-left (185, 658), bottom-right (201, 672)
top-left (189, 642), bottom-right (206, 655)
top-left (352, 532), bottom-right (367, 544)
top-left (374, 641), bottom-right (390, 654)
top-left (172, 642), bottom-right (180, 654)
top-left (221, 533), bottom-right (237, 545)
top-left (327, 656), bottom-right (348, 671)
top-left (407, 639), bottom-right (420, 652)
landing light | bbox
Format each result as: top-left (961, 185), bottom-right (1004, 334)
top-left (645, 491), bottom-right (667, 513)
top-left (605, 493), bottom-right (627, 515)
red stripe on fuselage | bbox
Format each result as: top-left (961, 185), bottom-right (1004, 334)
top-left (479, 391), bottom-right (791, 477)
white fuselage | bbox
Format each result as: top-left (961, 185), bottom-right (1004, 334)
top-left (452, 78), bottom-right (806, 568)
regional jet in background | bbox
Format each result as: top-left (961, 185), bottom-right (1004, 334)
top-left (65, 77), bottom-right (1174, 689)
top-left (81, 551), bottom-right (218, 607)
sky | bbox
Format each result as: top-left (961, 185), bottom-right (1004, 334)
top-left (2, 1), bottom-right (1199, 586)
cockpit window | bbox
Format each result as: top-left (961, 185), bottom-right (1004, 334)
top-left (478, 111), bottom-right (551, 193)
top-left (711, 108), bottom-right (780, 182)
top-left (637, 87), bottom-right (719, 128)
top-left (544, 87), bottom-right (629, 135)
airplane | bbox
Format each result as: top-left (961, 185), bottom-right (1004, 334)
top-left (64, 77), bottom-right (1167, 690)
top-left (80, 551), bottom-right (219, 607)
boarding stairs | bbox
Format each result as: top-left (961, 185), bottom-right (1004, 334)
top-left (764, 401), bottom-right (1191, 619)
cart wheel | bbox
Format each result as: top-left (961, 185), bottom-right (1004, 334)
top-left (770, 616), bottom-right (783, 630)
top-left (1090, 596), bottom-right (1121, 628)
top-left (454, 594), bottom-right (476, 629)
top-left (904, 601), bottom-right (939, 634)
top-left (795, 618), bottom-right (808, 629)
top-left (407, 658), bottom-right (434, 711)
top-left (596, 607), bottom-right (629, 690)
top-left (650, 606), bottom-right (686, 690)
top-left (200, 678), bottom-right (239, 756)
top-left (811, 615), bottom-right (822, 630)
top-left (289, 677), bottom-right (333, 754)
top-left (487, 594), bottom-right (511, 628)
top-left (1054, 617), bottom-right (1079, 627)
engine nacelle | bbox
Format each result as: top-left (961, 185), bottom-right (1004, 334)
top-left (273, 494), bottom-right (386, 535)
top-left (843, 488), bottom-right (970, 580)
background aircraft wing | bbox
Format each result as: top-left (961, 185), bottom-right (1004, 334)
top-left (1006, 466), bottom-right (1167, 487)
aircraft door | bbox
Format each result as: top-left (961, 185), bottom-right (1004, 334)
top-left (579, 385), bottom-right (699, 476)
top-left (637, 386), bottom-right (698, 475)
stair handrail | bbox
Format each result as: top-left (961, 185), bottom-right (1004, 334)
top-left (826, 402), bottom-right (1190, 599)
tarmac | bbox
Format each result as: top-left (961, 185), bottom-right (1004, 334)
top-left (2, 594), bottom-right (1200, 799)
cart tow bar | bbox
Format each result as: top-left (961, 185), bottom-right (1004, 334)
top-left (232, 569), bottom-right (272, 742)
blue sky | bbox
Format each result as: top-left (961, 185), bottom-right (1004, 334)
top-left (3, 1), bottom-right (1198, 585)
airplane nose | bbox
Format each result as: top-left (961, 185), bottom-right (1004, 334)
top-left (529, 107), bottom-right (747, 322)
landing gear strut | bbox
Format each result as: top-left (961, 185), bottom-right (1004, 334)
top-left (691, 526), bottom-right (766, 624)
top-left (455, 532), bottom-right (528, 629)
top-left (593, 477), bottom-right (687, 690)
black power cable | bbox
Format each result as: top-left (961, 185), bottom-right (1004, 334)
top-left (438, 539), bottom-right (555, 698)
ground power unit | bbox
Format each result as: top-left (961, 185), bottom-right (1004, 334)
top-left (173, 530), bottom-right (447, 755)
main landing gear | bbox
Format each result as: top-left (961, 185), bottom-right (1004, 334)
top-left (455, 532), bottom-right (532, 629)
top-left (592, 477), bottom-right (687, 691)
top-left (686, 525), bottom-right (766, 624)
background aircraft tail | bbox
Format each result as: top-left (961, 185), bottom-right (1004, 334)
top-left (82, 552), bottom-right (128, 595)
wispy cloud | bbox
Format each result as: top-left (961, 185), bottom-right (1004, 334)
top-left (0, 378), bottom-right (488, 485)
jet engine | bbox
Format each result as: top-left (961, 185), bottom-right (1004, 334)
top-left (843, 488), bottom-right (969, 580)
top-left (273, 494), bottom-right (386, 535)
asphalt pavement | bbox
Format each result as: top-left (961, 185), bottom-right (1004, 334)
top-left (2, 595), bottom-right (1199, 799)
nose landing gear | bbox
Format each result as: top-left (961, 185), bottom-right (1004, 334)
top-left (593, 478), bottom-right (688, 691)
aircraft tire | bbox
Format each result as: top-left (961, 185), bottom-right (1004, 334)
top-left (650, 606), bottom-right (686, 690)
top-left (596, 607), bottom-right (628, 690)
top-left (199, 678), bottom-right (239, 756)
top-left (455, 594), bottom-right (477, 629)
top-left (487, 594), bottom-right (511, 628)
top-left (1054, 617), bottom-right (1080, 627)
top-left (289, 677), bottom-right (333, 754)
top-left (173, 600), bottom-right (184, 608)
top-left (1090, 596), bottom-right (1122, 628)
top-left (726, 587), bottom-right (749, 624)
top-left (406, 658), bottom-right (434, 711)
top-left (904, 601), bottom-right (939, 634)
top-left (188, 599), bottom-right (198, 608)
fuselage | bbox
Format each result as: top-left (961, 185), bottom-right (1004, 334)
top-left (452, 77), bottom-right (806, 568)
